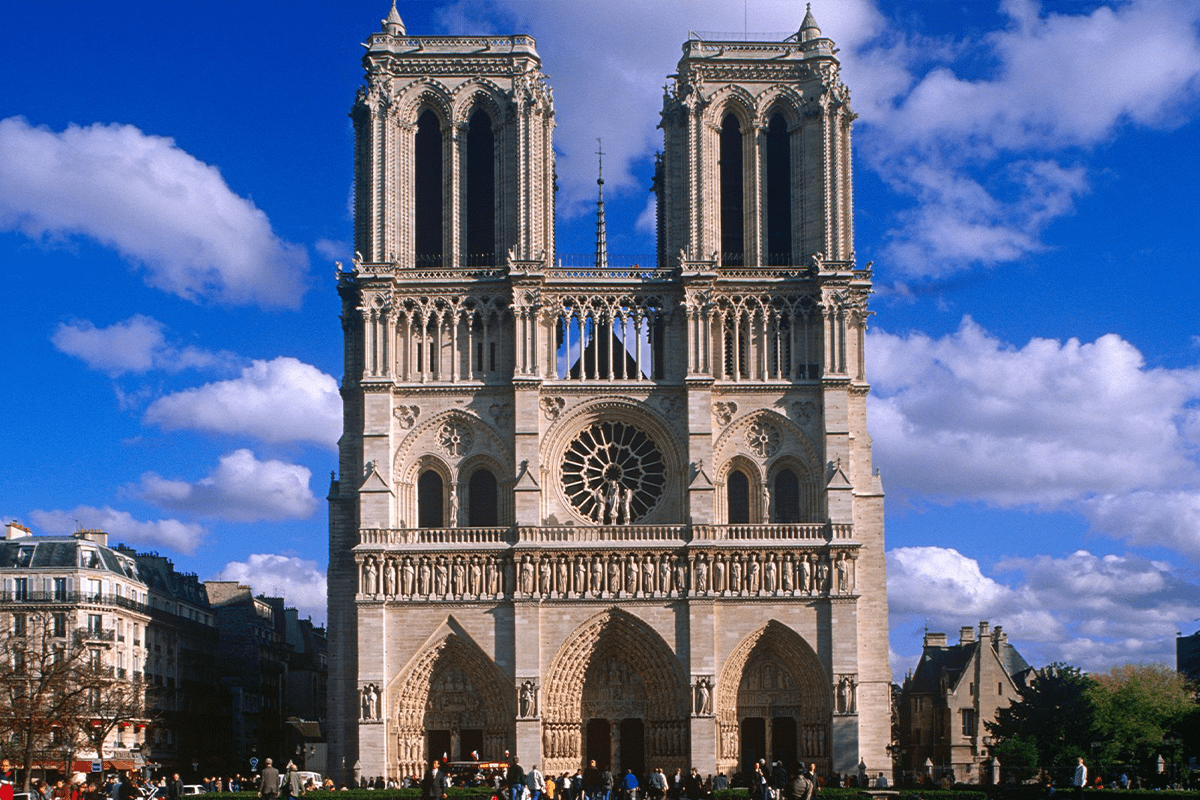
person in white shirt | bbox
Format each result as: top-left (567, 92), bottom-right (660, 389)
top-left (1073, 758), bottom-right (1087, 800)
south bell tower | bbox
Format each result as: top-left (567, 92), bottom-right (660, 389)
top-left (330, 2), bottom-right (890, 784)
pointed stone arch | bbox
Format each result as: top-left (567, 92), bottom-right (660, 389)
top-left (389, 620), bottom-right (514, 779)
top-left (715, 620), bottom-right (831, 774)
top-left (541, 608), bottom-right (689, 774)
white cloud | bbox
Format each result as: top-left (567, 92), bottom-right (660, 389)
top-left (134, 449), bottom-right (317, 522)
top-left (51, 314), bottom-right (240, 376)
top-left (0, 117), bottom-right (308, 308)
top-left (888, 546), bottom-right (1200, 679)
top-left (143, 357), bottom-right (341, 447)
top-left (212, 554), bottom-right (327, 624)
top-left (29, 505), bottom-right (205, 554)
top-left (841, 0), bottom-right (1200, 276)
top-left (868, 318), bottom-right (1200, 558)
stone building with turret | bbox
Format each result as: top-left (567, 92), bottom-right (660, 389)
top-left (328, 2), bottom-right (890, 783)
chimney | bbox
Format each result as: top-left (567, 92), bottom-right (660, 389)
top-left (5, 521), bottom-right (31, 540)
top-left (924, 631), bottom-right (947, 648)
top-left (74, 529), bottom-right (108, 546)
top-left (960, 626), bottom-right (975, 645)
top-left (992, 625), bottom-right (1006, 646)
top-left (979, 620), bottom-right (990, 638)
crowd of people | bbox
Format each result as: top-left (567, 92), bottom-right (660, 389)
top-left (414, 757), bottom-right (823, 800)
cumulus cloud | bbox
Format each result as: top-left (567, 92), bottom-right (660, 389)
top-left (51, 314), bottom-right (240, 376)
top-left (887, 546), bottom-right (1200, 679)
top-left (134, 449), bottom-right (317, 522)
top-left (0, 117), bottom-right (308, 307)
top-left (29, 505), bottom-right (205, 554)
top-left (841, 0), bottom-right (1200, 276)
top-left (143, 357), bottom-right (341, 447)
top-left (868, 318), bottom-right (1200, 557)
top-left (212, 554), bottom-right (327, 624)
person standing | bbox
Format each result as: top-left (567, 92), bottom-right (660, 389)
top-left (286, 763), bottom-right (305, 799)
top-left (507, 757), bottom-right (526, 800)
top-left (258, 760), bottom-right (281, 800)
top-left (526, 764), bottom-right (545, 800)
top-left (621, 769), bottom-right (638, 800)
top-left (1073, 758), bottom-right (1087, 800)
top-left (646, 769), bottom-right (665, 800)
top-left (423, 761), bottom-right (449, 800)
top-left (167, 774), bottom-right (183, 800)
top-left (582, 761), bottom-right (601, 800)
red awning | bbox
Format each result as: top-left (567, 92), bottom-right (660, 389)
top-left (70, 760), bottom-right (135, 773)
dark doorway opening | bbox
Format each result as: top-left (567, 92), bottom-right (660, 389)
top-left (467, 468), bottom-right (498, 526)
top-left (773, 469), bottom-right (800, 523)
top-left (459, 729), bottom-right (484, 761)
top-left (427, 729), bottom-right (451, 763)
top-left (771, 717), bottom-right (796, 769)
top-left (740, 716), bottom-right (765, 775)
top-left (586, 718), bottom-right (612, 772)
top-left (619, 718), bottom-right (645, 777)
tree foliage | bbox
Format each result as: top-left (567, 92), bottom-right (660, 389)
top-left (1088, 663), bottom-right (1196, 774)
top-left (986, 663), bottom-right (1096, 774)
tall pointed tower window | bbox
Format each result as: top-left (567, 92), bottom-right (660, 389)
top-left (466, 109), bottom-right (495, 265)
top-left (720, 113), bottom-right (745, 266)
top-left (414, 110), bottom-right (443, 266)
top-left (766, 114), bottom-right (792, 266)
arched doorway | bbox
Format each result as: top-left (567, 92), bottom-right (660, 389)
top-left (391, 633), bottom-right (513, 779)
top-left (541, 609), bottom-right (689, 775)
top-left (717, 621), bottom-right (831, 777)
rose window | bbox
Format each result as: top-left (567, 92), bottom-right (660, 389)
top-left (561, 421), bottom-right (666, 524)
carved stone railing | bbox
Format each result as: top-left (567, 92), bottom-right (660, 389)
top-left (518, 525), bottom-right (688, 543)
top-left (359, 527), bottom-right (512, 546)
top-left (357, 522), bottom-right (851, 547)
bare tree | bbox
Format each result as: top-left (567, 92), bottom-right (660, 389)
top-left (0, 612), bottom-right (94, 791)
top-left (76, 660), bottom-right (147, 769)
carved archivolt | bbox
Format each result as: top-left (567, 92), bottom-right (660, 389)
top-left (716, 621), bottom-right (831, 769)
top-left (395, 409), bottom-right (511, 484)
top-left (389, 630), bottom-right (513, 778)
top-left (541, 608), bottom-right (689, 773)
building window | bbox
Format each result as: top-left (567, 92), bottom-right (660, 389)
top-left (417, 470), bottom-right (445, 528)
top-left (13, 578), bottom-right (27, 602)
top-left (728, 469), bottom-right (750, 524)
top-left (53, 577), bottom-right (67, 600)
top-left (88, 614), bottom-right (103, 635)
top-left (719, 113), bottom-right (744, 266)
top-left (414, 109), bottom-right (444, 267)
top-left (998, 682), bottom-right (1003, 695)
top-left (467, 468), bottom-right (498, 527)
top-left (52, 613), bottom-right (66, 638)
top-left (12, 613), bottom-right (26, 636)
top-left (16, 547), bottom-right (33, 568)
top-left (765, 112), bottom-right (792, 266)
top-left (773, 469), bottom-right (800, 522)
top-left (87, 578), bottom-right (102, 602)
top-left (961, 708), bottom-right (977, 736)
top-left (466, 108), bottom-right (496, 264)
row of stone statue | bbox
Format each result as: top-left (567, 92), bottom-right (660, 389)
top-left (719, 722), bottom-right (828, 759)
top-left (358, 548), bottom-right (858, 600)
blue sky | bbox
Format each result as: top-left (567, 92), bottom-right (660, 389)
top-left (2, 0), bottom-right (1199, 679)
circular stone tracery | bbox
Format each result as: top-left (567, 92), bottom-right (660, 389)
top-left (561, 421), bottom-right (665, 524)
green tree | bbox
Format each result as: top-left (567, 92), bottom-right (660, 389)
top-left (1088, 663), bottom-right (1196, 780)
top-left (986, 663), bottom-right (1096, 777)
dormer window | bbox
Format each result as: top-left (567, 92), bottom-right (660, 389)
top-left (80, 549), bottom-right (101, 569)
top-left (16, 547), bottom-right (33, 568)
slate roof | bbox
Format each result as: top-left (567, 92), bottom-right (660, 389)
top-left (906, 636), bottom-right (1032, 693)
top-left (0, 536), bottom-right (134, 578)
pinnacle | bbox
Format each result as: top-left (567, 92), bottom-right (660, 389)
top-left (383, 0), bottom-right (406, 36)
top-left (799, 3), bottom-right (822, 42)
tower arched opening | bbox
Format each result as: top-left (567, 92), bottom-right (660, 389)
top-left (766, 113), bottom-right (792, 266)
top-left (414, 109), bottom-right (444, 267)
top-left (720, 113), bottom-right (745, 266)
top-left (417, 469), bottom-right (444, 528)
top-left (466, 109), bottom-right (495, 265)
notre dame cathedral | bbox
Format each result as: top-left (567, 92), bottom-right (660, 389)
top-left (328, 1), bottom-right (890, 783)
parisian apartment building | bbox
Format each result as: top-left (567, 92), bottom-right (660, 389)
top-left (0, 522), bottom-right (326, 778)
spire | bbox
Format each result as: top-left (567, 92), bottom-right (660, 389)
top-left (594, 138), bottom-right (608, 271)
top-left (382, 0), bottom-right (406, 36)
top-left (799, 3), bottom-right (821, 42)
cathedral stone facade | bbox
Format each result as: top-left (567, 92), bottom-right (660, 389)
top-left (328, 3), bottom-right (890, 783)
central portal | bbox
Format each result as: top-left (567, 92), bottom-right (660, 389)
top-left (586, 719), bottom-right (612, 770)
top-left (582, 655), bottom-right (645, 774)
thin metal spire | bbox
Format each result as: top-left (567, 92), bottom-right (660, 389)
top-left (594, 138), bottom-right (608, 270)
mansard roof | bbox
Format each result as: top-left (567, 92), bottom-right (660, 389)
top-left (0, 535), bottom-right (140, 580)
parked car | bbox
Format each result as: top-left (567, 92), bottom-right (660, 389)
top-left (181, 786), bottom-right (206, 795)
